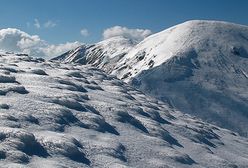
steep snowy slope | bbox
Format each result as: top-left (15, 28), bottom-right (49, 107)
top-left (111, 20), bottom-right (248, 136)
top-left (52, 36), bottom-right (136, 73)
top-left (0, 53), bottom-right (248, 167)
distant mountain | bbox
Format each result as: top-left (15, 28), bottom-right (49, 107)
top-left (52, 36), bottom-right (136, 73)
top-left (1, 52), bottom-right (248, 167)
top-left (53, 20), bottom-right (248, 137)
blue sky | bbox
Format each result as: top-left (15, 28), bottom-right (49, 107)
top-left (0, 0), bottom-right (248, 44)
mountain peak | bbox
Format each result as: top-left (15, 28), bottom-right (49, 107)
top-left (115, 19), bottom-right (248, 79)
top-left (112, 20), bottom-right (248, 136)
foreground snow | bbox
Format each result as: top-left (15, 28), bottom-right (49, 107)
top-left (0, 53), bottom-right (248, 167)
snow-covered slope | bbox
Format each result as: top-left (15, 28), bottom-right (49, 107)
top-left (52, 20), bottom-right (248, 137)
top-left (1, 53), bottom-right (248, 167)
top-left (110, 20), bottom-right (248, 137)
top-left (52, 36), bottom-right (136, 73)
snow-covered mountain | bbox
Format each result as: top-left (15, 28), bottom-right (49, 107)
top-left (113, 20), bottom-right (248, 137)
top-left (1, 53), bottom-right (248, 167)
top-left (52, 36), bottom-right (136, 73)
top-left (54, 20), bottom-right (248, 137)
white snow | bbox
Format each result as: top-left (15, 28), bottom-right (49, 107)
top-left (0, 52), bottom-right (248, 167)
top-left (52, 20), bottom-right (248, 137)
top-left (112, 20), bottom-right (248, 79)
top-left (52, 36), bottom-right (137, 73)
top-left (112, 20), bottom-right (248, 137)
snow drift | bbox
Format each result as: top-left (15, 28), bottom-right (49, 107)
top-left (0, 53), bottom-right (248, 167)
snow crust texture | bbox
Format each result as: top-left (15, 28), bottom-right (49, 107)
top-left (0, 53), bottom-right (248, 167)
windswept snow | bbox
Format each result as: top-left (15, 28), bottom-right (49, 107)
top-left (0, 53), bottom-right (248, 167)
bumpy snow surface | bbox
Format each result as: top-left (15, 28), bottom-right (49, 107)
top-left (0, 53), bottom-right (248, 168)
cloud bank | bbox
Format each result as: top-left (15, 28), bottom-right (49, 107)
top-left (0, 28), bottom-right (82, 58)
top-left (103, 26), bottom-right (152, 41)
top-left (0, 26), bottom-right (152, 58)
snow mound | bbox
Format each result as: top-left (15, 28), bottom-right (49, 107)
top-left (0, 53), bottom-right (248, 167)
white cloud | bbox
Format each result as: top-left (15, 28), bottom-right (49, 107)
top-left (33, 19), bottom-right (57, 29)
top-left (44, 21), bottom-right (57, 28)
top-left (80, 29), bottom-right (89, 37)
top-left (102, 26), bottom-right (152, 41)
top-left (41, 42), bottom-right (82, 57)
top-left (0, 28), bottom-right (82, 58)
top-left (34, 19), bottom-right (41, 29)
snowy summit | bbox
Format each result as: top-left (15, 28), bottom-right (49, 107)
top-left (1, 0), bottom-right (248, 167)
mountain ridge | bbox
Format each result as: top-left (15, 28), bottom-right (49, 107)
top-left (52, 36), bottom-right (137, 73)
